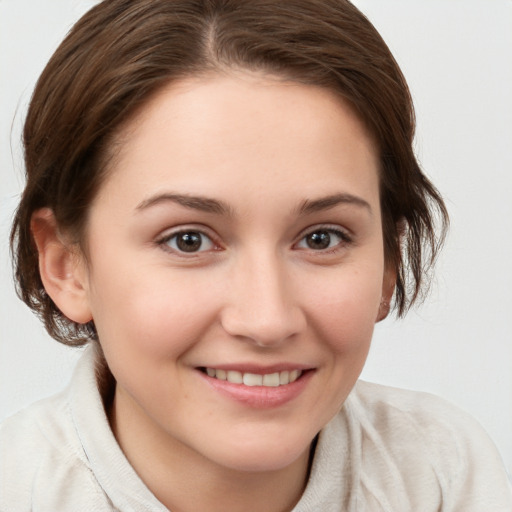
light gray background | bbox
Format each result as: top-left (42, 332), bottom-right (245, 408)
top-left (1, 0), bottom-right (511, 474)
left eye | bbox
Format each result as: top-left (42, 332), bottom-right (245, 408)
top-left (163, 231), bottom-right (215, 253)
top-left (296, 229), bottom-right (348, 251)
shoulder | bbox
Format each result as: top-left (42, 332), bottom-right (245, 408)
top-left (350, 380), bottom-right (495, 455)
top-left (342, 381), bottom-right (512, 511)
top-left (351, 379), bottom-right (482, 437)
top-left (1, 389), bottom-right (83, 458)
top-left (0, 375), bottom-right (112, 511)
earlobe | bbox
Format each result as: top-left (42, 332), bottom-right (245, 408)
top-left (376, 298), bottom-right (391, 322)
top-left (31, 208), bottom-right (93, 324)
top-left (376, 266), bottom-right (396, 322)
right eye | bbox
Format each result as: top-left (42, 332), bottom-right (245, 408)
top-left (160, 230), bottom-right (215, 253)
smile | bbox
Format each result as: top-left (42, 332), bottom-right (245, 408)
top-left (202, 368), bottom-right (303, 387)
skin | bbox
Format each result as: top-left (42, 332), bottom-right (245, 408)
top-left (33, 73), bottom-right (395, 512)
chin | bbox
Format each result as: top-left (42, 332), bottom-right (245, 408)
top-left (206, 432), bottom-right (314, 473)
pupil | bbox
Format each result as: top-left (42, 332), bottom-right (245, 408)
top-left (307, 231), bottom-right (330, 250)
top-left (177, 232), bottom-right (202, 252)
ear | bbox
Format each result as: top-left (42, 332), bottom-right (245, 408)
top-left (376, 265), bottom-right (396, 322)
top-left (31, 208), bottom-right (93, 324)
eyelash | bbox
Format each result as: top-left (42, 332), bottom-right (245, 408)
top-left (156, 225), bottom-right (352, 256)
top-left (294, 226), bottom-right (353, 254)
top-left (156, 228), bottom-right (220, 256)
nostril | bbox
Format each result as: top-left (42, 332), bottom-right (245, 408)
top-left (220, 306), bottom-right (306, 347)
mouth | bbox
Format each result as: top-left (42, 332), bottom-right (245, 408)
top-left (198, 366), bottom-right (314, 408)
top-left (199, 368), bottom-right (303, 387)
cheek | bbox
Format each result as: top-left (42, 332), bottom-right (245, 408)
top-left (304, 265), bottom-right (383, 351)
top-left (87, 262), bottom-right (222, 359)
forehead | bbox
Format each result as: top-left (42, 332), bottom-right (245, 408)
top-left (96, 73), bottom-right (380, 213)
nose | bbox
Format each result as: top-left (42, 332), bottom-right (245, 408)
top-left (220, 251), bottom-right (306, 347)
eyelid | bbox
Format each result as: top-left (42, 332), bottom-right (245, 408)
top-left (156, 225), bottom-right (223, 254)
top-left (293, 224), bottom-right (353, 251)
top-left (296, 223), bottom-right (353, 240)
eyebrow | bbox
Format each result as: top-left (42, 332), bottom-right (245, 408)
top-left (136, 191), bottom-right (371, 217)
top-left (297, 193), bottom-right (372, 216)
top-left (136, 193), bottom-right (232, 216)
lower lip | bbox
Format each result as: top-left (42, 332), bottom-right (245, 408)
top-left (199, 370), bottom-right (313, 408)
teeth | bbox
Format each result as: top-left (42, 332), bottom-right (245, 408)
top-left (226, 370), bottom-right (243, 384)
top-left (262, 373), bottom-right (280, 387)
top-left (243, 373), bottom-right (263, 386)
top-left (204, 368), bottom-right (303, 387)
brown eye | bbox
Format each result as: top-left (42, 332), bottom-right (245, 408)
top-left (164, 231), bottom-right (214, 253)
top-left (296, 228), bottom-right (350, 251)
top-left (305, 230), bottom-right (332, 250)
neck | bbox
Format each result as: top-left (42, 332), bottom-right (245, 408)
top-left (109, 386), bottom-right (312, 512)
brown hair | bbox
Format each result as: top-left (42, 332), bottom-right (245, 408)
top-left (11, 0), bottom-right (448, 346)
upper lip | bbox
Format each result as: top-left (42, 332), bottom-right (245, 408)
top-left (197, 363), bottom-right (314, 374)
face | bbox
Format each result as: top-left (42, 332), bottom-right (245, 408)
top-left (76, 74), bottom-right (393, 473)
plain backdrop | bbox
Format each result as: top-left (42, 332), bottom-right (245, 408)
top-left (1, 0), bottom-right (511, 475)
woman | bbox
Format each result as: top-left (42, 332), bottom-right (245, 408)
top-left (2, 1), bottom-right (511, 510)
